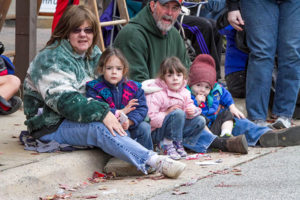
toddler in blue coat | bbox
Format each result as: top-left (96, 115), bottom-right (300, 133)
top-left (187, 54), bottom-right (300, 149)
top-left (86, 47), bottom-right (153, 150)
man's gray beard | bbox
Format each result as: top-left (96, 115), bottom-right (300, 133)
top-left (156, 20), bottom-right (175, 32)
top-left (153, 10), bottom-right (175, 33)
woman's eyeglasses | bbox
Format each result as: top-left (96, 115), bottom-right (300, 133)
top-left (72, 27), bottom-right (93, 34)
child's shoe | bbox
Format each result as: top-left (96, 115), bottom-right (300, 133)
top-left (155, 155), bottom-right (186, 178)
top-left (173, 141), bottom-right (187, 158)
top-left (160, 143), bottom-right (181, 160)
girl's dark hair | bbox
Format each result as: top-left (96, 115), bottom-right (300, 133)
top-left (158, 56), bottom-right (188, 80)
top-left (46, 5), bottom-right (100, 57)
top-left (97, 47), bottom-right (129, 76)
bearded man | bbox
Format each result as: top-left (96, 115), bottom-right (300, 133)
top-left (114, 0), bottom-right (190, 82)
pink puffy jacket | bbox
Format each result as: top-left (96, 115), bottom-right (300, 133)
top-left (145, 79), bottom-right (200, 131)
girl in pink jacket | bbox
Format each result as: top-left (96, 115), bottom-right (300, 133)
top-left (144, 57), bottom-right (206, 160)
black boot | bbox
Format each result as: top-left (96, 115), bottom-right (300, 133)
top-left (259, 126), bottom-right (300, 147)
top-left (210, 135), bottom-right (248, 154)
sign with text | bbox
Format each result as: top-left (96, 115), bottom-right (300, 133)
top-left (39, 0), bottom-right (57, 13)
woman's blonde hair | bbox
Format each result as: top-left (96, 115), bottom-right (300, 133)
top-left (97, 47), bottom-right (129, 77)
top-left (46, 5), bottom-right (100, 57)
top-left (158, 56), bottom-right (188, 80)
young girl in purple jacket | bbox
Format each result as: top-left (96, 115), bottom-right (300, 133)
top-left (86, 47), bottom-right (153, 150)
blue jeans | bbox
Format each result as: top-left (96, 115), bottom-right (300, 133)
top-left (232, 118), bottom-right (271, 146)
top-left (128, 121), bottom-right (153, 150)
top-left (241, 0), bottom-right (300, 120)
top-left (184, 117), bottom-right (271, 153)
top-left (151, 109), bottom-right (206, 146)
top-left (40, 120), bottom-right (155, 174)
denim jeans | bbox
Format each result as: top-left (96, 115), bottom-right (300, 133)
top-left (151, 109), bottom-right (206, 146)
top-left (184, 117), bottom-right (271, 153)
top-left (128, 121), bottom-right (153, 150)
top-left (241, 0), bottom-right (300, 120)
top-left (40, 120), bottom-right (155, 174)
top-left (232, 118), bottom-right (271, 146)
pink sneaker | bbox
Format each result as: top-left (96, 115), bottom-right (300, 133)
top-left (160, 143), bottom-right (181, 160)
top-left (173, 141), bottom-right (187, 158)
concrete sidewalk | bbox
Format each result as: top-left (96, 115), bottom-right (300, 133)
top-left (1, 108), bottom-right (299, 199)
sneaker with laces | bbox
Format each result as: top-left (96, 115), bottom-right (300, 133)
top-left (160, 143), bottom-right (181, 160)
top-left (173, 141), bottom-right (187, 158)
top-left (155, 155), bottom-right (186, 178)
top-left (270, 116), bottom-right (291, 129)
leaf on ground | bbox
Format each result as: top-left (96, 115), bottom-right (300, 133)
top-left (231, 167), bottom-right (242, 172)
top-left (215, 182), bottom-right (236, 187)
top-left (30, 152), bottom-right (40, 155)
top-left (172, 191), bottom-right (188, 195)
top-left (82, 195), bottom-right (98, 199)
top-left (98, 186), bottom-right (108, 190)
top-left (234, 173), bottom-right (242, 176)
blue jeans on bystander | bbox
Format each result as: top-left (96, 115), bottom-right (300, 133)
top-left (241, 0), bottom-right (300, 120)
top-left (40, 120), bottom-right (155, 174)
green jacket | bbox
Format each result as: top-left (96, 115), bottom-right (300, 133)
top-left (114, 4), bottom-right (191, 82)
top-left (23, 40), bottom-right (110, 138)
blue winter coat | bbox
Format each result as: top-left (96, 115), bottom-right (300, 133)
top-left (86, 76), bottom-right (148, 129)
top-left (191, 83), bottom-right (234, 127)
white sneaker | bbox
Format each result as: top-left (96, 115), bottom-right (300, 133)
top-left (155, 156), bottom-right (186, 179)
top-left (270, 116), bottom-right (291, 129)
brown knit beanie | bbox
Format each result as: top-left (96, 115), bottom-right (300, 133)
top-left (188, 54), bottom-right (216, 89)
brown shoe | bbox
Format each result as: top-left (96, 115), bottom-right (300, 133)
top-left (225, 135), bottom-right (248, 154)
top-left (259, 126), bottom-right (300, 147)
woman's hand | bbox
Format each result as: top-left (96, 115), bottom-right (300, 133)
top-left (103, 111), bottom-right (127, 136)
top-left (121, 99), bottom-right (139, 114)
top-left (229, 104), bottom-right (245, 119)
top-left (227, 10), bottom-right (244, 31)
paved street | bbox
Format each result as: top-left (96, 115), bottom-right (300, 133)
top-left (150, 146), bottom-right (300, 200)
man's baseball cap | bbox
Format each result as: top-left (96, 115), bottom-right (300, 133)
top-left (156, 0), bottom-right (183, 5)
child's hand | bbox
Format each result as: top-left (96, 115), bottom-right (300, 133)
top-left (165, 105), bottom-right (181, 115)
top-left (122, 119), bottom-right (130, 130)
top-left (229, 104), bottom-right (245, 119)
top-left (196, 94), bottom-right (206, 104)
top-left (121, 99), bottom-right (139, 114)
top-left (186, 107), bottom-right (195, 116)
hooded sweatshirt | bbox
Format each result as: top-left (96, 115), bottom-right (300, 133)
top-left (114, 3), bottom-right (191, 82)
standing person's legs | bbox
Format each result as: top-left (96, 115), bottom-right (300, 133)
top-left (272, 0), bottom-right (300, 121)
top-left (240, 0), bottom-right (278, 121)
top-left (129, 121), bottom-right (153, 150)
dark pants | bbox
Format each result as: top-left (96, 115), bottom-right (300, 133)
top-left (179, 15), bottom-right (223, 80)
top-left (225, 70), bottom-right (246, 98)
top-left (210, 109), bottom-right (234, 136)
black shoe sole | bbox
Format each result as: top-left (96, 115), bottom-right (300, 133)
top-left (259, 126), bottom-right (300, 147)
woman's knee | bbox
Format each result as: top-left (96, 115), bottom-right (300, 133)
top-left (5, 75), bottom-right (21, 92)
